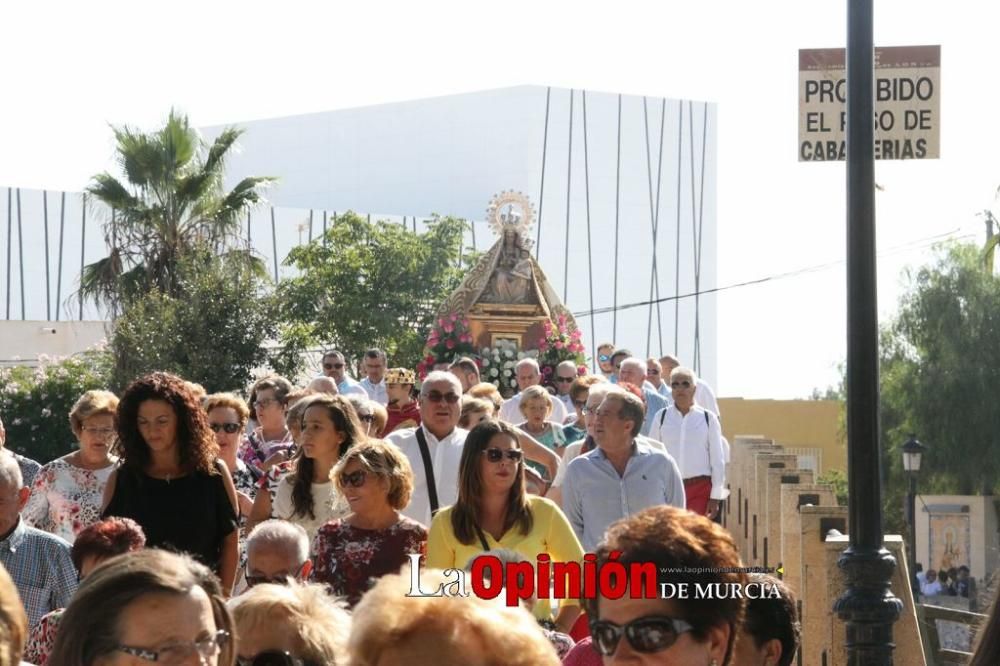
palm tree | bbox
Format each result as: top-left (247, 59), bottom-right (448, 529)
top-left (78, 109), bottom-right (275, 313)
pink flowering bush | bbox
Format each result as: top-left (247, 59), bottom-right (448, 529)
top-left (416, 313), bottom-right (476, 379)
top-left (537, 314), bottom-right (588, 385)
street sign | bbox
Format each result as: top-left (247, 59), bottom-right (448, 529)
top-left (798, 45), bottom-right (940, 161)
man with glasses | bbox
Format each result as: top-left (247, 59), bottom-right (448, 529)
top-left (561, 392), bottom-right (684, 551)
top-left (596, 342), bottom-right (616, 378)
top-left (553, 360), bottom-right (579, 415)
top-left (243, 519), bottom-right (312, 590)
top-left (359, 348), bottom-right (389, 405)
top-left (616, 357), bottom-right (670, 437)
top-left (386, 371), bottom-right (467, 526)
top-left (654, 367), bottom-right (727, 520)
top-left (659, 354), bottom-right (721, 419)
top-left (497, 358), bottom-right (569, 425)
top-left (320, 350), bottom-right (367, 397)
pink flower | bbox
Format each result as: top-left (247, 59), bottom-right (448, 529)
top-left (446, 339), bottom-right (455, 349)
top-left (554, 341), bottom-right (564, 350)
top-left (443, 323), bottom-right (454, 334)
top-left (542, 366), bottom-right (553, 375)
top-left (570, 329), bottom-right (582, 340)
top-left (577, 366), bottom-right (587, 375)
top-left (438, 318), bottom-right (447, 327)
top-left (460, 333), bottom-right (472, 343)
top-left (558, 314), bottom-right (567, 325)
top-left (450, 314), bottom-right (458, 323)
top-left (538, 341), bottom-right (549, 351)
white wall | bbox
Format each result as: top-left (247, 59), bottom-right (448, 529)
top-left (0, 320), bottom-right (108, 367)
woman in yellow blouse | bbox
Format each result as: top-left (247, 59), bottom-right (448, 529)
top-left (426, 419), bottom-right (583, 633)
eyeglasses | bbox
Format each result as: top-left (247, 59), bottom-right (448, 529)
top-left (114, 629), bottom-right (229, 664)
top-left (237, 651), bottom-right (319, 666)
top-left (323, 362), bottom-right (345, 370)
top-left (483, 447), bottom-right (523, 463)
top-left (209, 422), bottom-right (241, 434)
top-left (245, 562), bottom-right (308, 588)
top-left (670, 380), bottom-right (692, 389)
top-left (424, 391), bottom-right (461, 404)
top-left (598, 354), bottom-right (611, 363)
top-left (647, 368), bottom-right (660, 375)
top-left (555, 376), bottom-right (575, 384)
top-left (358, 413), bottom-right (375, 423)
top-left (590, 616), bottom-right (694, 656)
top-left (340, 469), bottom-right (368, 488)
top-left (81, 426), bottom-right (115, 436)
top-left (253, 398), bottom-right (280, 410)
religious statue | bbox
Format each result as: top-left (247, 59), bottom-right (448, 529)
top-left (481, 227), bottom-right (535, 304)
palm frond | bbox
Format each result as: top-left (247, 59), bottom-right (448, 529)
top-left (86, 173), bottom-right (141, 211)
top-left (203, 127), bottom-right (244, 177)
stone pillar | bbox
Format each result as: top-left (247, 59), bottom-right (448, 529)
top-left (749, 453), bottom-right (798, 566)
top-left (763, 468), bottom-right (815, 570)
top-left (799, 506), bottom-right (849, 666)
top-left (779, 483), bottom-right (838, 596)
top-left (729, 437), bottom-right (777, 560)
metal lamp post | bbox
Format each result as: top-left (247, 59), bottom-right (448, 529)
top-left (834, 0), bottom-right (904, 662)
top-left (902, 435), bottom-right (926, 583)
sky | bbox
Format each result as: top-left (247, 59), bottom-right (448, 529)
top-left (1, 0), bottom-right (997, 399)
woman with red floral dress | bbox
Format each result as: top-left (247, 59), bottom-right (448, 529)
top-left (311, 439), bottom-right (426, 607)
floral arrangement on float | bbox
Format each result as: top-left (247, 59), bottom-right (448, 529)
top-left (537, 314), bottom-right (588, 385)
top-left (479, 341), bottom-right (539, 393)
top-left (416, 313), bottom-right (476, 379)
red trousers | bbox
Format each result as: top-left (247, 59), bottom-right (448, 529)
top-left (684, 476), bottom-right (712, 516)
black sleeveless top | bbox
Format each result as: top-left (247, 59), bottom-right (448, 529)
top-left (102, 465), bottom-right (237, 572)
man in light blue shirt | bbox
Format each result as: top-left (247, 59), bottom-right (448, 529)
top-left (358, 348), bottom-right (389, 405)
top-left (321, 350), bottom-right (367, 397)
top-left (562, 391), bottom-right (685, 552)
top-left (616, 357), bottom-right (671, 436)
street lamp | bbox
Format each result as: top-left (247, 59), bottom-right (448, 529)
top-left (903, 435), bottom-right (927, 593)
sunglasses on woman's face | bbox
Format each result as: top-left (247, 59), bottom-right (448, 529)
top-left (209, 422), bottom-right (241, 434)
top-left (590, 615), bottom-right (694, 656)
top-left (237, 651), bottom-right (319, 666)
top-left (340, 469), bottom-right (368, 488)
top-left (483, 447), bottom-right (523, 463)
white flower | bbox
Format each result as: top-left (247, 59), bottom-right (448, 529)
top-left (504, 349), bottom-right (514, 358)
top-left (503, 361), bottom-right (514, 370)
top-left (490, 368), bottom-right (499, 377)
top-left (40, 408), bottom-right (51, 418)
top-left (481, 358), bottom-right (490, 367)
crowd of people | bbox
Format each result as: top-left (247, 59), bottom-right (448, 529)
top-left (0, 343), bottom-right (816, 664)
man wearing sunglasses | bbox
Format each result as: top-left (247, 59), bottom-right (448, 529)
top-left (553, 360), bottom-right (579, 415)
top-left (561, 392), bottom-right (685, 552)
top-left (385, 371), bottom-right (467, 526)
top-left (320, 350), bottom-right (367, 398)
top-left (243, 520), bottom-right (312, 590)
top-left (596, 342), bottom-right (616, 378)
top-left (654, 367), bottom-right (727, 520)
top-left (497, 358), bottom-right (569, 425)
top-left (659, 354), bottom-right (722, 419)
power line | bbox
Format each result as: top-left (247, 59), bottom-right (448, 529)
top-left (572, 228), bottom-right (974, 319)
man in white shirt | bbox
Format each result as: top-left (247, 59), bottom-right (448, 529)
top-left (654, 366), bottom-right (727, 521)
top-left (497, 358), bottom-right (568, 424)
top-left (659, 355), bottom-right (721, 418)
top-left (359, 348), bottom-right (388, 405)
top-left (385, 371), bottom-right (467, 526)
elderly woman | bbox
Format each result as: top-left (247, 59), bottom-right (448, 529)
top-left (204, 393), bottom-right (258, 518)
top-left (248, 395), bottom-right (358, 546)
top-left (349, 570), bottom-right (560, 666)
top-left (587, 505), bottom-right (746, 664)
top-left (312, 439), bottom-right (427, 607)
top-left (102, 372), bottom-right (240, 593)
top-left (24, 390), bottom-right (120, 543)
top-left (425, 419), bottom-right (583, 633)
top-left (48, 549), bottom-right (235, 665)
top-left (25, 517), bottom-right (146, 665)
top-left (230, 582), bottom-right (350, 665)
top-left (516, 385), bottom-right (567, 455)
top-left (241, 375), bottom-right (296, 474)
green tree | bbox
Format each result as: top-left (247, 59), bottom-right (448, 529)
top-left (880, 242), bottom-right (1000, 498)
top-left (279, 212), bottom-right (471, 369)
top-left (79, 109), bottom-right (275, 313)
top-left (109, 252), bottom-right (281, 393)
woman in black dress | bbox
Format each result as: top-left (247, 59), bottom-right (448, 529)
top-left (102, 372), bottom-right (239, 594)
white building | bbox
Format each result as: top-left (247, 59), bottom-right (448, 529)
top-left (1, 85), bottom-right (717, 383)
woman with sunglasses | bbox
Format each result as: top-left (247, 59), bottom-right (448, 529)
top-left (248, 395), bottom-right (357, 548)
top-left (586, 505), bottom-right (746, 665)
top-left (312, 439), bottom-right (427, 607)
top-left (205, 393), bottom-right (259, 518)
top-left (425, 419), bottom-right (584, 633)
top-left (23, 390), bottom-right (120, 543)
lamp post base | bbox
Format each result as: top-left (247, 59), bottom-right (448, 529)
top-left (834, 546), bottom-right (904, 665)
